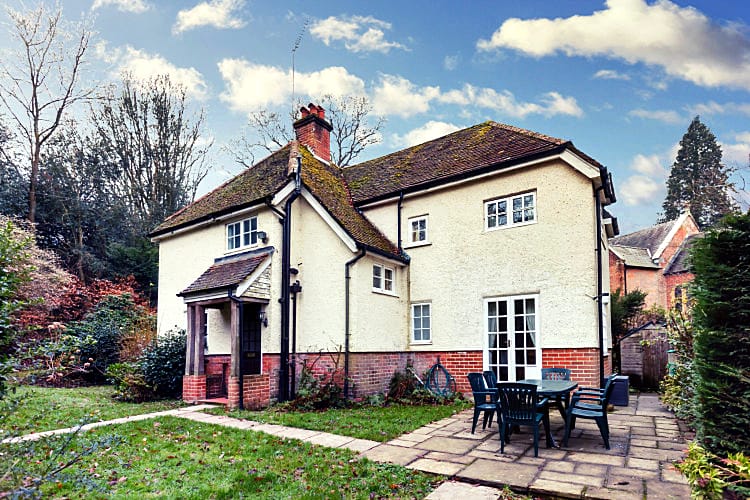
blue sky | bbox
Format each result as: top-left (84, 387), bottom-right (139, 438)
top-left (7, 0), bottom-right (750, 233)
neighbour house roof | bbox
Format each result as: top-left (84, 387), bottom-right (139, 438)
top-left (179, 249), bottom-right (272, 296)
top-left (344, 121), bottom-right (610, 205)
top-left (664, 233), bottom-right (702, 275)
top-left (609, 219), bottom-right (677, 257)
top-left (609, 244), bottom-right (661, 269)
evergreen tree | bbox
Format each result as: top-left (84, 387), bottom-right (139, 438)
top-left (661, 116), bottom-right (735, 228)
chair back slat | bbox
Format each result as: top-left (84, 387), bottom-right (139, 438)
top-left (482, 370), bottom-right (498, 390)
top-left (497, 383), bottom-right (538, 423)
top-left (541, 367), bottom-right (571, 381)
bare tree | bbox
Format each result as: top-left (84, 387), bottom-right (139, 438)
top-left (232, 95), bottom-right (384, 168)
top-left (0, 2), bottom-right (93, 222)
top-left (92, 74), bottom-right (211, 234)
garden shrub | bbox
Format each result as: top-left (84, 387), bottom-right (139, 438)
top-left (659, 310), bottom-right (697, 421)
top-left (690, 213), bottom-right (750, 456)
top-left (677, 442), bottom-right (750, 499)
top-left (106, 362), bottom-right (153, 402)
top-left (67, 293), bottom-right (154, 378)
top-left (139, 329), bottom-right (186, 398)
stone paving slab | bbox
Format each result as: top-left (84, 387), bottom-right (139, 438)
top-left (360, 443), bottom-right (426, 465)
top-left (425, 480), bottom-right (503, 500)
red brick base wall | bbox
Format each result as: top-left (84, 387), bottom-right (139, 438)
top-left (227, 374), bottom-right (271, 409)
top-left (541, 348), bottom-right (610, 387)
top-left (182, 375), bottom-right (206, 403)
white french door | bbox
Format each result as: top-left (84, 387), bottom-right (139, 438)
top-left (484, 294), bottom-right (541, 382)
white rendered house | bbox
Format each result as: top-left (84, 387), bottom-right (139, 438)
top-left (151, 105), bottom-right (618, 408)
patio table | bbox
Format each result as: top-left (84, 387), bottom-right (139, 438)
top-left (518, 379), bottom-right (579, 420)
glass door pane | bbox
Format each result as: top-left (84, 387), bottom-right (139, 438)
top-left (486, 299), bottom-right (511, 381)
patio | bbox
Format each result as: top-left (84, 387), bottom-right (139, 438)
top-left (362, 392), bottom-right (692, 499)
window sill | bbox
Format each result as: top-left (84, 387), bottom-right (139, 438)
top-left (410, 340), bottom-right (432, 346)
top-left (404, 241), bottom-right (431, 249)
top-left (225, 244), bottom-right (262, 256)
top-left (484, 220), bottom-right (537, 233)
top-left (372, 289), bottom-right (398, 298)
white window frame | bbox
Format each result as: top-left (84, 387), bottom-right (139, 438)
top-left (226, 216), bottom-right (259, 251)
top-left (485, 191), bottom-right (536, 231)
top-left (406, 215), bottom-right (430, 247)
top-left (411, 302), bottom-right (431, 344)
top-left (372, 263), bottom-right (395, 295)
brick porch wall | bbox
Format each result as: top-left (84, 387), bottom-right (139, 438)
top-left (227, 374), bottom-right (271, 409)
top-left (182, 375), bottom-right (206, 403)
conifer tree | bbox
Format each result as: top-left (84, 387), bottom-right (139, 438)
top-left (661, 116), bottom-right (735, 228)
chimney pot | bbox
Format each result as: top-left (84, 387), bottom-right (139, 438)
top-left (300, 106), bottom-right (309, 118)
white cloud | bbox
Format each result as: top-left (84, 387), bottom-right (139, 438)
top-left (618, 152), bottom-right (669, 205)
top-left (392, 121), bottom-right (461, 147)
top-left (91, 0), bottom-right (150, 13)
top-left (629, 108), bottom-right (683, 124)
top-left (217, 59), bottom-right (365, 112)
top-left (690, 101), bottom-right (750, 116)
top-left (371, 75), bottom-right (439, 118)
top-left (720, 138), bottom-right (750, 166)
top-left (443, 54), bottom-right (459, 71)
top-left (593, 69), bottom-right (630, 80)
top-left (98, 43), bottom-right (208, 99)
top-left (477, 0), bottom-right (750, 91)
top-left (311, 15), bottom-right (406, 53)
top-left (173, 0), bottom-right (246, 35)
top-left (439, 84), bottom-right (583, 118)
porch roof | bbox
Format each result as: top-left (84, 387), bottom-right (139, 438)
top-left (178, 248), bottom-right (272, 297)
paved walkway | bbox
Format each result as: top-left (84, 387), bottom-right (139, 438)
top-left (5, 393), bottom-right (691, 499)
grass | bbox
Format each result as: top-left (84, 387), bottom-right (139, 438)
top-left (212, 399), bottom-right (472, 442)
top-left (0, 385), bottom-right (184, 435)
top-left (5, 416), bottom-right (441, 499)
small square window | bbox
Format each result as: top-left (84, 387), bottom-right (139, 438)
top-left (412, 303), bottom-right (431, 343)
top-left (373, 264), bottom-right (395, 294)
top-left (408, 216), bottom-right (429, 245)
top-left (227, 216), bottom-right (259, 251)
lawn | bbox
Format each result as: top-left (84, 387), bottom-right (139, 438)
top-left (215, 399), bottom-right (472, 442)
top-left (0, 385), bottom-right (184, 435)
top-left (4, 416), bottom-right (441, 499)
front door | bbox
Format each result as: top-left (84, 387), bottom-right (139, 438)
top-left (241, 303), bottom-right (262, 375)
top-left (485, 295), bottom-right (541, 381)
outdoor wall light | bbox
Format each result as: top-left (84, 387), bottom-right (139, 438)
top-left (257, 230), bottom-right (268, 243)
top-left (259, 310), bottom-right (268, 327)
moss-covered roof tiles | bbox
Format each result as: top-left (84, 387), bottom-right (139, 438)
top-left (151, 144), bottom-right (293, 236)
top-left (344, 121), bottom-right (577, 204)
top-left (299, 146), bottom-right (401, 259)
top-left (179, 249), bottom-right (271, 296)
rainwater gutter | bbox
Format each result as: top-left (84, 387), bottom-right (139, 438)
top-left (594, 185), bottom-right (605, 385)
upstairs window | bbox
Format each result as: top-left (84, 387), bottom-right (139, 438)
top-left (372, 264), bottom-right (394, 294)
top-left (227, 216), bottom-right (258, 251)
top-left (408, 215), bottom-right (429, 245)
top-left (485, 192), bottom-right (536, 230)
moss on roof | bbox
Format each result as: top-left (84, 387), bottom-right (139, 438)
top-left (343, 121), bottom-right (571, 203)
top-left (299, 146), bottom-right (401, 259)
top-left (151, 144), bottom-right (293, 236)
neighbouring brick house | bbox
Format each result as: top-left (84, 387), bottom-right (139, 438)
top-left (609, 210), bottom-right (701, 310)
top-left (151, 104), bottom-right (618, 409)
top-left (609, 211), bottom-right (702, 387)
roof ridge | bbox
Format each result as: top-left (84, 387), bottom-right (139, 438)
top-left (488, 121), bottom-right (566, 145)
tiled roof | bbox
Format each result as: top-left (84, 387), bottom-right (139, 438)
top-left (344, 121), bottom-right (577, 204)
top-left (609, 220), bottom-right (677, 256)
top-left (664, 233), bottom-right (702, 275)
top-left (299, 147), bottom-right (402, 260)
top-left (151, 144), bottom-right (294, 236)
top-left (179, 249), bottom-right (272, 296)
top-left (610, 244), bottom-right (660, 269)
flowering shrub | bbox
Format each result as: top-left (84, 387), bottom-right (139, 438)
top-left (677, 442), bottom-right (750, 499)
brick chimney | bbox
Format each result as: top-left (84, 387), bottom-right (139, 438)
top-left (293, 103), bottom-right (333, 162)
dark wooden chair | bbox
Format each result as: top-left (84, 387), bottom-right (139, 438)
top-left (496, 383), bottom-right (549, 457)
top-left (467, 372), bottom-right (497, 434)
top-left (541, 367), bottom-right (571, 380)
top-left (563, 374), bottom-right (617, 449)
